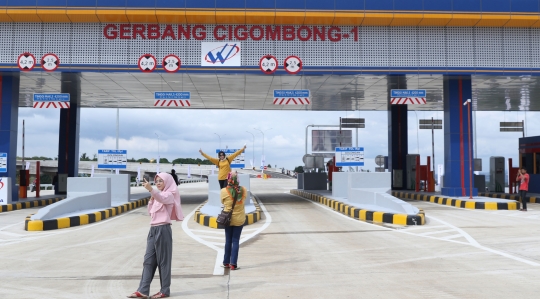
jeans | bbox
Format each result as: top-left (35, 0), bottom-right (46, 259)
top-left (520, 190), bottom-right (528, 210)
top-left (223, 225), bottom-right (243, 266)
top-left (219, 179), bottom-right (227, 189)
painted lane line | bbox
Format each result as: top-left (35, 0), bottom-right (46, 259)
top-left (293, 192), bottom-right (540, 267)
top-left (181, 197), bottom-right (272, 276)
top-left (0, 208), bottom-right (141, 248)
top-left (440, 234), bottom-right (464, 240)
top-left (417, 229), bottom-right (457, 236)
top-left (0, 221), bottom-right (25, 232)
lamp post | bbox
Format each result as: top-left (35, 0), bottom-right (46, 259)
top-left (254, 128), bottom-right (272, 172)
top-left (246, 131), bottom-right (255, 168)
top-left (214, 133), bottom-right (225, 149)
top-left (463, 99), bottom-right (473, 199)
top-left (155, 133), bottom-right (160, 173)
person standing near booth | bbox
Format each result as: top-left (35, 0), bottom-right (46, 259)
top-left (516, 168), bottom-right (530, 211)
top-left (199, 146), bottom-right (246, 189)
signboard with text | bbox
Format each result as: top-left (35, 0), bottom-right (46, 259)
top-left (0, 153), bottom-right (6, 173)
top-left (97, 150), bottom-right (127, 169)
top-left (335, 147), bottom-right (365, 167)
top-left (215, 149), bottom-right (245, 168)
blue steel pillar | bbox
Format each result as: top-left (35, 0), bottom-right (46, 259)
top-left (0, 73), bottom-right (20, 202)
top-left (56, 73), bottom-right (81, 194)
top-left (387, 75), bottom-right (408, 190)
top-left (442, 75), bottom-right (477, 197)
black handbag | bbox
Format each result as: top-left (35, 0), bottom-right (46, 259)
top-left (216, 190), bottom-right (240, 226)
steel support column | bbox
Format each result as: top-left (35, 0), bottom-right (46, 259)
top-left (442, 75), bottom-right (477, 197)
top-left (57, 73), bottom-right (81, 194)
top-left (387, 75), bottom-right (408, 190)
top-left (0, 73), bottom-right (20, 202)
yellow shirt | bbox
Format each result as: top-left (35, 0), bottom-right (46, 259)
top-left (220, 187), bottom-right (247, 226)
top-left (201, 148), bottom-right (244, 180)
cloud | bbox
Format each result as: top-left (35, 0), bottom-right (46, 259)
top-left (15, 107), bottom-right (540, 172)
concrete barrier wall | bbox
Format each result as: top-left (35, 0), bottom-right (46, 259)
top-left (94, 174), bottom-right (130, 203)
top-left (31, 177), bottom-right (111, 220)
top-left (332, 172), bottom-right (349, 198)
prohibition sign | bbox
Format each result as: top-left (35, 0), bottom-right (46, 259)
top-left (138, 54), bottom-right (157, 72)
top-left (259, 55), bottom-right (278, 74)
top-left (18, 52), bottom-right (36, 71)
top-left (41, 53), bottom-right (59, 72)
top-left (284, 55), bottom-right (302, 74)
top-left (162, 54), bottom-right (181, 73)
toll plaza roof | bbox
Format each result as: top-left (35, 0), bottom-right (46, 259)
top-left (19, 72), bottom-right (540, 111)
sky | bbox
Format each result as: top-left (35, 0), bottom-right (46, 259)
top-left (15, 108), bottom-right (539, 173)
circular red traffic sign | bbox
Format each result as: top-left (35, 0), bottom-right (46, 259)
top-left (162, 54), bottom-right (181, 73)
top-left (259, 55), bottom-right (278, 74)
top-left (18, 52), bottom-right (36, 71)
top-left (138, 54), bottom-right (157, 72)
top-left (41, 53), bottom-right (59, 72)
top-left (284, 55), bottom-right (302, 74)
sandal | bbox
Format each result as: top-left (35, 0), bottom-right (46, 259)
top-left (151, 292), bottom-right (169, 298)
top-left (127, 291), bottom-right (148, 298)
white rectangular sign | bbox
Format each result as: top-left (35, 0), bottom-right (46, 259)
top-left (216, 149), bottom-right (245, 168)
top-left (201, 42), bottom-right (241, 67)
top-left (97, 150), bottom-right (127, 169)
top-left (335, 147), bottom-right (365, 167)
top-left (0, 153), bottom-right (7, 173)
top-left (0, 177), bottom-right (11, 205)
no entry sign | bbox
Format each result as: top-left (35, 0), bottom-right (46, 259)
top-left (259, 55), bottom-right (278, 74)
top-left (284, 56), bottom-right (302, 74)
top-left (138, 54), bottom-right (157, 72)
top-left (17, 52), bottom-right (36, 71)
top-left (41, 53), bottom-right (59, 71)
top-left (162, 54), bottom-right (181, 72)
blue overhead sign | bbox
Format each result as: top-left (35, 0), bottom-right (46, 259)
top-left (274, 90), bottom-right (310, 98)
top-left (33, 93), bottom-right (70, 102)
top-left (391, 89), bottom-right (426, 97)
top-left (154, 92), bottom-right (190, 100)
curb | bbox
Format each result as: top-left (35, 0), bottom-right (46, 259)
top-left (194, 198), bottom-right (263, 229)
top-left (479, 192), bottom-right (539, 204)
top-left (291, 189), bottom-right (425, 226)
top-left (1, 197), bottom-right (65, 213)
top-left (392, 191), bottom-right (520, 210)
top-left (25, 196), bottom-right (150, 231)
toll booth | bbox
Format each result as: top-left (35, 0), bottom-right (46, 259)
top-left (519, 136), bottom-right (540, 193)
top-left (489, 157), bottom-right (505, 192)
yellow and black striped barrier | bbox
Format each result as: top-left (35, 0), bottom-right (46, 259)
top-left (291, 189), bottom-right (425, 226)
top-left (25, 196), bottom-right (150, 231)
top-left (1, 197), bottom-right (65, 213)
top-left (392, 191), bottom-right (520, 210)
top-left (194, 198), bottom-right (262, 229)
top-left (479, 192), bottom-right (539, 204)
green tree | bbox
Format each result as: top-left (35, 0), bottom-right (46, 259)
top-left (92, 154), bottom-right (98, 161)
top-left (267, 164), bottom-right (272, 168)
top-left (80, 153), bottom-right (91, 161)
top-left (128, 157), bottom-right (136, 162)
top-left (294, 166), bottom-right (304, 173)
top-left (137, 158), bottom-right (150, 163)
top-left (159, 158), bottom-right (170, 164)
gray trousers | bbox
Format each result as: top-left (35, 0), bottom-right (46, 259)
top-left (137, 224), bottom-right (172, 296)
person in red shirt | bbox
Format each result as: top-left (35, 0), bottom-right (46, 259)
top-left (326, 157), bottom-right (341, 190)
top-left (516, 168), bottom-right (530, 211)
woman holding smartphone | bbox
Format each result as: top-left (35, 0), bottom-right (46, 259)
top-left (128, 173), bottom-right (183, 299)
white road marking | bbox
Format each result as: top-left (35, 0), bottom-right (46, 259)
top-left (181, 196), bottom-right (272, 276)
top-left (417, 229), bottom-right (457, 236)
top-left (0, 221), bottom-right (25, 231)
top-left (291, 192), bottom-right (540, 267)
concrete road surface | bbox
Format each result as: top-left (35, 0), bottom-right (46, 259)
top-left (1, 179), bottom-right (539, 298)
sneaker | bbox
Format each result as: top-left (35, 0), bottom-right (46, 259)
top-left (229, 264), bottom-right (239, 270)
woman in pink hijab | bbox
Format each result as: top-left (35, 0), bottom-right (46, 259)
top-left (128, 173), bottom-right (184, 299)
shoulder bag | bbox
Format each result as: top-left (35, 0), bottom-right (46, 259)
top-left (216, 190), bottom-right (240, 226)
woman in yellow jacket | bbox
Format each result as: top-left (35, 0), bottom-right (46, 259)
top-left (199, 145), bottom-right (246, 189)
top-left (220, 171), bottom-right (246, 270)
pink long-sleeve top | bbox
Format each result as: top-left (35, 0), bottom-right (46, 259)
top-left (147, 173), bottom-right (184, 226)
